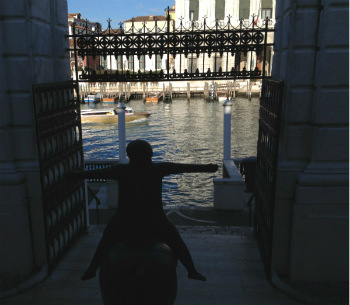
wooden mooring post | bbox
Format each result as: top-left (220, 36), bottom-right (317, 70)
top-left (233, 80), bottom-right (236, 99)
top-left (126, 83), bottom-right (131, 101)
top-left (78, 79), bottom-right (263, 103)
top-left (214, 82), bottom-right (218, 100)
top-left (246, 80), bottom-right (252, 101)
top-left (187, 82), bottom-right (190, 100)
top-left (118, 83), bottom-right (123, 100)
top-left (142, 83), bottom-right (146, 102)
top-left (204, 82), bottom-right (209, 100)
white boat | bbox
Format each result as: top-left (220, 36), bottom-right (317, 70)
top-left (84, 93), bottom-right (102, 103)
top-left (80, 107), bottom-right (151, 124)
top-left (218, 96), bottom-right (232, 102)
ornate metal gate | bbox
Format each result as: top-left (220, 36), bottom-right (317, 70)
top-left (68, 9), bottom-right (274, 84)
top-left (33, 82), bottom-right (87, 272)
top-left (254, 79), bottom-right (284, 279)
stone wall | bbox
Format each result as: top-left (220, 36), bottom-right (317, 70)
top-left (271, 0), bottom-right (348, 281)
top-left (0, 0), bottom-right (70, 291)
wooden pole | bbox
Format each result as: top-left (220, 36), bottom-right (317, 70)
top-left (204, 82), bottom-right (208, 100)
top-left (142, 83), bottom-right (146, 102)
top-left (187, 82), bottom-right (190, 100)
top-left (119, 83), bottom-right (123, 100)
top-left (233, 80), bottom-right (236, 99)
top-left (247, 80), bottom-right (251, 101)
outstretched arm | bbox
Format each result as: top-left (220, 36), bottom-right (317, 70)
top-left (65, 165), bottom-right (118, 181)
top-left (161, 162), bottom-right (218, 175)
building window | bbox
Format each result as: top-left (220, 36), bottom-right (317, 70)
top-left (190, 11), bottom-right (194, 21)
top-left (139, 55), bottom-right (145, 70)
top-left (261, 8), bottom-right (272, 19)
top-left (156, 55), bottom-right (162, 69)
top-left (239, 0), bottom-right (250, 19)
top-left (189, 0), bottom-right (199, 21)
top-left (117, 55), bottom-right (123, 70)
top-left (188, 56), bottom-right (197, 73)
top-left (214, 54), bottom-right (222, 72)
top-left (128, 55), bottom-right (134, 70)
top-left (215, 0), bottom-right (225, 21)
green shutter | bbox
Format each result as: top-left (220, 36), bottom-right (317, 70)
top-left (189, 0), bottom-right (199, 21)
top-left (239, 0), bottom-right (250, 19)
top-left (215, 0), bottom-right (225, 21)
top-left (261, 0), bottom-right (272, 8)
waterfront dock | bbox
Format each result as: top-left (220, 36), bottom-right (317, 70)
top-left (79, 80), bottom-right (261, 103)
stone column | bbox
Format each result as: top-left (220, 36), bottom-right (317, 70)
top-left (271, 0), bottom-right (348, 282)
top-left (0, 0), bottom-right (71, 292)
top-left (231, 0), bottom-right (240, 24)
top-left (0, 17), bottom-right (34, 283)
top-left (176, 0), bottom-right (189, 27)
top-left (225, 0), bottom-right (234, 23)
top-left (198, 0), bottom-right (208, 21)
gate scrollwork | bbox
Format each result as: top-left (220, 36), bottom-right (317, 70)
top-left (68, 9), bottom-right (274, 83)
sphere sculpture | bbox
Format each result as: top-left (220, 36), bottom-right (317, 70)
top-left (99, 235), bottom-right (178, 305)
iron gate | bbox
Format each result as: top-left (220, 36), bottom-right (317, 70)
top-left (68, 8), bottom-right (274, 83)
top-left (255, 79), bottom-right (284, 279)
top-left (33, 82), bottom-right (87, 272)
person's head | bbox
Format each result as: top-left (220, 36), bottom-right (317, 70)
top-left (126, 139), bottom-right (153, 164)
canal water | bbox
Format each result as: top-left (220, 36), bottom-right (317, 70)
top-left (81, 97), bottom-right (260, 208)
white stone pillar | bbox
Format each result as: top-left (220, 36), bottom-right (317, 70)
top-left (207, 0), bottom-right (216, 26)
top-left (175, 0), bottom-right (189, 26)
top-left (117, 102), bottom-right (127, 163)
top-left (232, 0), bottom-right (240, 24)
top-left (223, 99), bottom-right (233, 160)
top-left (225, 0), bottom-right (234, 23)
top-left (250, 0), bottom-right (259, 18)
top-left (198, 0), bottom-right (208, 21)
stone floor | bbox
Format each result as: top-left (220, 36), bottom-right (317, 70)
top-left (1, 224), bottom-right (305, 305)
top-left (2, 187), bottom-right (347, 305)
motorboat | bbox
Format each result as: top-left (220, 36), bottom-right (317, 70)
top-left (145, 92), bottom-right (161, 104)
top-left (80, 107), bottom-right (151, 124)
top-left (84, 93), bottom-right (102, 103)
top-left (102, 97), bottom-right (116, 104)
top-left (102, 93), bottom-right (117, 104)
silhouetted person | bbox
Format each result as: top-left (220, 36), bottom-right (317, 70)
top-left (67, 139), bottom-right (218, 282)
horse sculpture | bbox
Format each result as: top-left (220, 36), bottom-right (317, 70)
top-left (99, 235), bottom-right (178, 305)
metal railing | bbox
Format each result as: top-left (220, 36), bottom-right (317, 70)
top-left (67, 8), bottom-right (274, 83)
top-left (84, 159), bottom-right (119, 182)
top-left (33, 82), bottom-right (86, 273)
top-left (254, 78), bottom-right (284, 279)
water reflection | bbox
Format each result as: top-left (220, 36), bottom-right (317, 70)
top-left (81, 97), bottom-right (259, 207)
